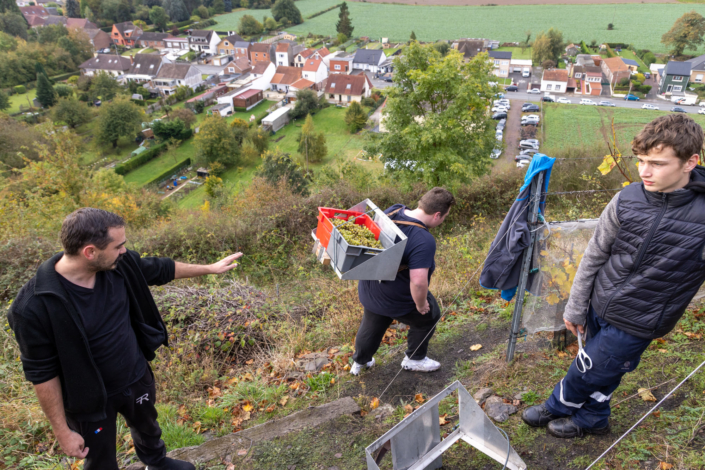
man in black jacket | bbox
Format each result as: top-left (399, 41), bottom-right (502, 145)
top-left (522, 114), bottom-right (705, 438)
top-left (7, 208), bottom-right (242, 469)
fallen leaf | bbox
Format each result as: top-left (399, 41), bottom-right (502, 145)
top-left (653, 410), bottom-right (661, 418)
top-left (237, 449), bottom-right (248, 456)
top-left (638, 388), bottom-right (657, 402)
top-left (246, 359), bottom-right (254, 365)
top-left (241, 411), bottom-right (251, 421)
top-left (660, 462), bottom-right (673, 470)
top-left (290, 382), bottom-right (300, 390)
top-left (242, 403), bottom-right (254, 412)
top-left (242, 372), bottom-right (254, 382)
top-left (557, 351), bottom-right (568, 358)
top-left (193, 421), bottom-right (202, 433)
top-left (226, 465), bottom-right (235, 470)
top-left (415, 393), bottom-right (425, 404)
top-left (226, 377), bottom-right (238, 386)
top-left (360, 410), bottom-right (368, 417)
top-left (658, 349), bottom-right (668, 353)
top-left (404, 404), bottom-right (413, 414)
top-left (439, 415), bottom-right (448, 426)
top-left (208, 386), bottom-right (221, 398)
top-left (470, 344), bottom-right (483, 351)
top-left (370, 397), bottom-right (380, 409)
top-left (655, 338), bottom-right (667, 344)
top-left (280, 396), bottom-right (289, 406)
top-left (329, 348), bottom-right (339, 354)
top-left (330, 378), bottom-right (336, 385)
top-left (266, 405), bottom-right (276, 413)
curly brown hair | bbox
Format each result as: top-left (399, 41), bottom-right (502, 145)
top-left (632, 114), bottom-right (703, 163)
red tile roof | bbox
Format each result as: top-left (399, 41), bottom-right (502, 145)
top-left (302, 58), bottom-right (322, 72)
top-left (270, 66), bottom-right (302, 85)
top-left (325, 74), bottom-right (368, 96)
top-left (602, 57), bottom-right (629, 73)
top-left (542, 69), bottom-right (568, 82)
top-left (235, 88), bottom-right (262, 99)
top-left (276, 42), bottom-right (290, 53)
top-left (290, 78), bottom-right (314, 89)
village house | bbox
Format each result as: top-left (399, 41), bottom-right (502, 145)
top-left (251, 61), bottom-right (275, 79)
top-left (270, 65), bottom-right (302, 93)
top-left (540, 69), bottom-right (568, 94)
top-left (111, 21), bottom-right (142, 48)
top-left (188, 30), bottom-right (220, 55)
top-left (289, 78), bottom-right (315, 95)
top-left (452, 39), bottom-right (486, 62)
top-left (136, 32), bottom-right (172, 50)
top-left (571, 64), bottom-right (603, 96)
top-left (85, 29), bottom-right (111, 53)
top-left (225, 56), bottom-right (252, 75)
top-left (66, 18), bottom-right (98, 30)
top-left (19, 5), bottom-right (49, 20)
top-left (154, 62), bottom-right (203, 95)
top-left (124, 54), bottom-right (164, 84)
top-left (215, 34), bottom-right (247, 56)
top-left (565, 43), bottom-right (580, 56)
top-left (275, 42), bottom-right (293, 67)
top-left (301, 58), bottom-right (328, 85)
top-left (325, 73), bottom-right (372, 104)
top-left (621, 58), bottom-right (639, 74)
top-left (658, 61), bottom-right (691, 95)
top-left (311, 47), bottom-right (330, 61)
top-left (353, 49), bottom-right (386, 73)
top-left (488, 50), bottom-right (511, 78)
top-left (294, 48), bottom-right (316, 67)
top-left (328, 54), bottom-right (353, 74)
top-left (165, 37), bottom-right (189, 50)
top-left (685, 53), bottom-right (705, 85)
top-left (250, 42), bottom-right (273, 63)
top-left (601, 57), bottom-right (630, 89)
top-left (79, 55), bottom-right (131, 77)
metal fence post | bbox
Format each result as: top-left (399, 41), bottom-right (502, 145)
top-left (506, 172), bottom-right (544, 363)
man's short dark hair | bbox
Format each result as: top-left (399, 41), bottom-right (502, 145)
top-left (418, 187), bottom-right (455, 216)
top-left (61, 208), bottom-right (125, 256)
top-left (632, 114), bottom-right (704, 163)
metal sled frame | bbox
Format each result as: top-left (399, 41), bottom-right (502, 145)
top-left (365, 381), bottom-right (527, 470)
top-left (311, 199), bottom-right (408, 281)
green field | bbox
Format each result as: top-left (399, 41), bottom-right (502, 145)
top-left (6, 89), bottom-right (38, 114)
top-left (209, 0), bottom-right (342, 32)
top-left (270, 3), bottom-right (705, 54)
top-left (124, 140), bottom-right (196, 186)
top-left (542, 104), bottom-right (705, 154)
top-left (496, 46), bottom-right (531, 60)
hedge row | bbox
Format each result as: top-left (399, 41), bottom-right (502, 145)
top-left (307, 3), bottom-right (342, 19)
top-left (51, 72), bottom-right (80, 82)
top-left (146, 158), bottom-right (191, 186)
top-left (114, 142), bottom-right (167, 175)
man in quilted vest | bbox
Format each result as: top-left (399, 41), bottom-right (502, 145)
top-left (522, 114), bottom-right (705, 438)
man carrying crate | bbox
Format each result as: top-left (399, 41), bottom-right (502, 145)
top-left (522, 114), bottom-right (705, 438)
top-left (350, 187), bottom-right (455, 375)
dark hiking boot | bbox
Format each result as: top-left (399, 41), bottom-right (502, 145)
top-left (521, 403), bottom-right (560, 427)
top-left (146, 458), bottom-right (196, 470)
top-left (547, 417), bottom-right (610, 439)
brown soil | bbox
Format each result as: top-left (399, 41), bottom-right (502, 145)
top-left (351, 0), bottom-right (675, 5)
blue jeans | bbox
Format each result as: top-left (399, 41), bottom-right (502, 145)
top-left (545, 306), bottom-right (652, 429)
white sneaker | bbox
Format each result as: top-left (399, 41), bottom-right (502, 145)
top-left (350, 357), bottom-right (375, 375)
top-left (401, 355), bottom-right (441, 372)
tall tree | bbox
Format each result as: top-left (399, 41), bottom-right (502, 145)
top-left (80, 0), bottom-right (88, 16)
top-left (149, 6), bottom-right (169, 30)
top-left (65, 0), bottom-right (81, 18)
top-left (212, 0), bottom-right (224, 14)
top-left (224, 0), bottom-right (232, 12)
top-left (364, 42), bottom-right (497, 186)
top-left (257, 149), bottom-right (309, 196)
top-left (89, 72), bottom-right (120, 101)
top-left (194, 115), bottom-right (240, 166)
top-left (162, 0), bottom-right (189, 22)
top-left (0, 0), bottom-right (21, 14)
top-left (410, 31), bottom-right (416, 41)
top-left (96, 97), bottom-right (143, 148)
top-left (0, 89), bottom-right (9, 111)
top-left (336, 2), bottom-right (353, 38)
top-left (531, 28), bottom-right (563, 65)
top-left (344, 101), bottom-right (367, 133)
top-left (238, 14), bottom-right (262, 35)
top-left (289, 88), bottom-right (322, 119)
top-left (298, 114), bottom-right (326, 169)
top-left (36, 71), bottom-right (57, 108)
top-left (662, 11), bottom-right (705, 57)
top-left (52, 97), bottom-right (92, 128)
top-left (0, 13), bottom-right (27, 40)
top-left (271, 0), bottom-right (302, 26)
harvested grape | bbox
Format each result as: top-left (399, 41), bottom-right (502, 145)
top-left (331, 217), bottom-right (383, 249)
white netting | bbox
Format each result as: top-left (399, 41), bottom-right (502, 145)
top-left (522, 219), bottom-right (705, 334)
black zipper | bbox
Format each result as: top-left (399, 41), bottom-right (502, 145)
top-left (600, 192), bottom-right (668, 321)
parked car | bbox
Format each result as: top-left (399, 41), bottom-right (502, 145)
top-left (517, 158), bottom-right (531, 168)
top-left (492, 112), bottom-right (507, 120)
top-left (642, 104), bottom-right (659, 110)
top-left (497, 99), bottom-right (511, 108)
top-left (506, 85), bottom-right (519, 92)
top-left (556, 98), bottom-right (571, 104)
top-left (580, 98), bottom-right (597, 105)
top-left (514, 154), bottom-right (533, 162)
top-left (491, 106), bottom-right (508, 113)
top-left (671, 107), bottom-right (687, 113)
top-left (522, 104), bottom-right (540, 112)
top-left (527, 88), bottom-right (541, 94)
top-left (495, 132), bottom-right (503, 142)
top-left (522, 70), bottom-right (531, 78)
top-left (520, 139), bottom-right (540, 146)
top-left (521, 115), bottom-right (540, 124)
top-left (598, 101), bottom-right (616, 107)
top-left (496, 121), bottom-right (506, 131)
top-left (644, 72), bottom-right (651, 79)
top-left (519, 142), bottom-right (540, 150)
top-left (542, 95), bottom-right (555, 103)
top-left (520, 148), bottom-right (539, 156)
top-left (624, 94), bottom-right (640, 101)
top-left (699, 108), bottom-right (705, 115)
top-left (490, 148), bottom-right (502, 159)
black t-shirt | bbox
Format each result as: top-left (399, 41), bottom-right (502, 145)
top-left (58, 270), bottom-right (146, 396)
top-left (358, 204), bottom-right (436, 317)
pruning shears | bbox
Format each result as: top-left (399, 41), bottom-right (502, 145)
top-left (575, 330), bottom-right (593, 374)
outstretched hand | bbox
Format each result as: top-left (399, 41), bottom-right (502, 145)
top-left (210, 253), bottom-right (243, 274)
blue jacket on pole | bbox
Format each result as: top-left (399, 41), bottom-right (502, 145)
top-left (479, 154), bottom-right (555, 301)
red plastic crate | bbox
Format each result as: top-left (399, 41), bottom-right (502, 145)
top-left (316, 207), bottom-right (381, 250)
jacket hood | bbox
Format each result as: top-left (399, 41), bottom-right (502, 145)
top-left (685, 165), bottom-right (705, 193)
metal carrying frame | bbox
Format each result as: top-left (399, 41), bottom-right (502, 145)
top-left (311, 199), bottom-right (409, 281)
top-left (365, 381), bottom-right (527, 470)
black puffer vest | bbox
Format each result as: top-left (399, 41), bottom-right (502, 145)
top-left (591, 167), bottom-right (705, 339)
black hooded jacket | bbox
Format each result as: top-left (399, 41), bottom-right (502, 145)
top-left (7, 250), bottom-right (174, 421)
